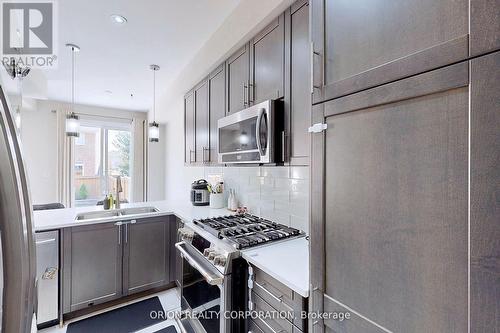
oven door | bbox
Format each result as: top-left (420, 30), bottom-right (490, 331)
top-left (176, 242), bottom-right (226, 333)
top-left (218, 100), bottom-right (273, 164)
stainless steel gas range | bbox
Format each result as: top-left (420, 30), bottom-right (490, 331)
top-left (175, 214), bottom-right (304, 333)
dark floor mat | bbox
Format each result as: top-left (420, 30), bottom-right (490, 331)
top-left (66, 296), bottom-right (164, 333)
top-left (154, 325), bottom-right (178, 333)
top-left (198, 305), bottom-right (220, 333)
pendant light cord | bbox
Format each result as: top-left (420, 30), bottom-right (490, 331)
top-left (153, 68), bottom-right (156, 121)
top-left (71, 47), bottom-right (75, 112)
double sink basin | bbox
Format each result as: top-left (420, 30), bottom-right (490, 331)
top-left (75, 206), bottom-right (159, 222)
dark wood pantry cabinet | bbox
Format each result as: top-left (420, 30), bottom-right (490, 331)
top-left (470, 51), bottom-right (500, 333)
top-left (310, 0), bottom-right (469, 104)
top-left (310, 63), bottom-right (470, 333)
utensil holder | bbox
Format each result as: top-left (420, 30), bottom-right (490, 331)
top-left (210, 193), bottom-right (225, 209)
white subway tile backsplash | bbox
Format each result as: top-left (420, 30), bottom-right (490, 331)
top-left (213, 166), bottom-right (310, 234)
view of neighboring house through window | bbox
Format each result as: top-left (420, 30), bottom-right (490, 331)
top-left (74, 120), bottom-right (132, 207)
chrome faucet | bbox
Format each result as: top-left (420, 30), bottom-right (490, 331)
top-left (115, 176), bottom-right (123, 209)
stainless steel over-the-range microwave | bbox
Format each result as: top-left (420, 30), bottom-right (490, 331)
top-left (217, 100), bottom-right (284, 164)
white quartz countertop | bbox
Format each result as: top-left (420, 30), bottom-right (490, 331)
top-left (33, 200), bottom-right (310, 297)
top-left (33, 200), bottom-right (231, 231)
top-left (242, 237), bottom-right (309, 298)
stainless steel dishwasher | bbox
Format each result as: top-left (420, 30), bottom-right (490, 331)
top-left (35, 231), bottom-right (59, 327)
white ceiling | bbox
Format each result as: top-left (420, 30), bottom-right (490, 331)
top-left (1, 0), bottom-right (241, 111)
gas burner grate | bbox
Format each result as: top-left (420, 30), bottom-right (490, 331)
top-left (193, 214), bottom-right (304, 249)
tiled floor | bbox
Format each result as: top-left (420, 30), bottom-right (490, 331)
top-left (39, 288), bottom-right (181, 333)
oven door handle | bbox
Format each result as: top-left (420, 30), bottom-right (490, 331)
top-left (175, 242), bottom-right (224, 286)
top-left (255, 108), bottom-right (265, 156)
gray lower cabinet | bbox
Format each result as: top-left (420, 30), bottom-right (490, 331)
top-left (285, 0), bottom-right (310, 165)
top-left (226, 44), bottom-right (250, 114)
top-left (63, 216), bottom-right (175, 313)
top-left (249, 14), bottom-right (285, 105)
top-left (63, 223), bottom-right (122, 313)
top-left (184, 90), bottom-right (195, 165)
top-left (208, 64), bottom-right (226, 163)
top-left (310, 62), bottom-right (470, 332)
top-left (310, 0), bottom-right (469, 103)
top-left (250, 266), bottom-right (306, 333)
top-left (123, 217), bottom-right (171, 296)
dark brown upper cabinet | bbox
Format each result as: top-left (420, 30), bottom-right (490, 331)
top-left (310, 0), bottom-right (469, 104)
top-left (249, 14), bottom-right (285, 105)
top-left (226, 44), bottom-right (250, 115)
top-left (208, 64), bottom-right (226, 163)
top-left (284, 0), bottom-right (310, 165)
top-left (194, 79), bottom-right (209, 163)
top-left (184, 90), bottom-right (195, 165)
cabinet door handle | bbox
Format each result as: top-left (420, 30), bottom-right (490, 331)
top-left (189, 149), bottom-right (195, 163)
top-left (125, 224), bottom-right (128, 243)
top-left (254, 281), bottom-right (284, 303)
top-left (243, 83), bottom-right (248, 106)
top-left (202, 147), bottom-right (209, 163)
top-left (248, 82), bottom-right (254, 103)
top-left (310, 42), bottom-right (322, 93)
top-left (117, 224), bottom-right (121, 245)
top-left (281, 131), bottom-right (286, 162)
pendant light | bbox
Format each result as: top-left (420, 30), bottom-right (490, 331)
top-left (149, 64), bottom-right (160, 143)
top-left (65, 43), bottom-right (80, 137)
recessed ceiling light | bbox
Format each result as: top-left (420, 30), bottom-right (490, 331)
top-left (110, 14), bottom-right (127, 25)
top-left (105, 90), bottom-right (113, 94)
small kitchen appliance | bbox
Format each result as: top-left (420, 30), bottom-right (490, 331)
top-left (190, 179), bottom-right (210, 206)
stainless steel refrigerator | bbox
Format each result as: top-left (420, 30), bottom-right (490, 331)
top-left (0, 82), bottom-right (37, 332)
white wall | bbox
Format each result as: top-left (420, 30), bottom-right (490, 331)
top-left (18, 98), bottom-right (59, 204)
top-left (147, 124), bottom-right (166, 201)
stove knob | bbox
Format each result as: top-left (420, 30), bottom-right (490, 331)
top-left (215, 255), bottom-right (226, 266)
top-left (208, 251), bottom-right (218, 261)
top-left (203, 248), bottom-right (213, 257)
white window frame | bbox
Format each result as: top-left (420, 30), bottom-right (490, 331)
top-left (74, 116), bottom-right (134, 205)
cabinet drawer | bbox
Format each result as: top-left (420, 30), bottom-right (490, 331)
top-left (254, 267), bottom-right (294, 303)
top-left (253, 267), bottom-right (306, 329)
top-left (252, 292), bottom-right (297, 333)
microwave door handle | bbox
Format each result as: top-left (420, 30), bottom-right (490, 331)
top-left (255, 108), bottom-right (265, 156)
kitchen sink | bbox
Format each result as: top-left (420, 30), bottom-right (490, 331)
top-left (75, 206), bottom-right (159, 221)
top-left (75, 210), bottom-right (122, 220)
top-left (120, 207), bottom-right (159, 215)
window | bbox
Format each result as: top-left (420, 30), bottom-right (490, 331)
top-left (74, 163), bottom-right (84, 176)
top-left (75, 133), bottom-right (86, 145)
top-left (73, 120), bottom-right (133, 207)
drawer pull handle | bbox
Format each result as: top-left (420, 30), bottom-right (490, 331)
top-left (255, 281), bottom-right (283, 303)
